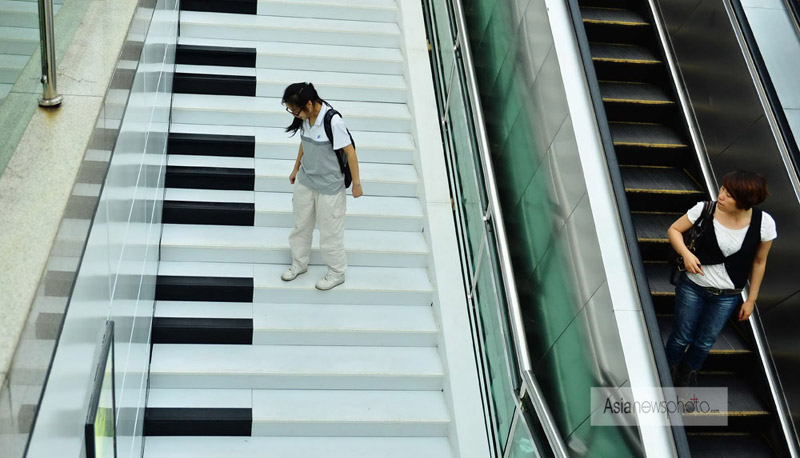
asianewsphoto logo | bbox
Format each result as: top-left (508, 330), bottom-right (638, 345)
top-left (591, 387), bottom-right (728, 426)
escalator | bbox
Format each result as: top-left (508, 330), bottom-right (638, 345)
top-left (576, 0), bottom-right (792, 455)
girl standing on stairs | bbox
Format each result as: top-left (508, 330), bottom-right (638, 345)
top-left (665, 170), bottom-right (776, 387)
top-left (279, 82), bottom-right (363, 291)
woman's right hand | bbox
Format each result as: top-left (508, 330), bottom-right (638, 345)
top-left (289, 169), bottom-right (298, 184)
top-left (683, 252), bottom-right (704, 275)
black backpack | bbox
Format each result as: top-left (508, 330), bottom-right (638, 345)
top-left (322, 108), bottom-right (354, 189)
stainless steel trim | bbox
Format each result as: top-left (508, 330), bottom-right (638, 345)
top-left (449, 0), bottom-right (569, 455)
top-left (523, 370), bottom-right (570, 458)
top-left (502, 409), bottom-right (522, 458)
top-left (469, 235), bottom-right (488, 298)
top-left (782, 0), bottom-right (800, 36)
top-left (646, 0), bottom-right (716, 193)
top-left (442, 63), bottom-right (458, 126)
top-left (37, 0), bottom-right (62, 107)
top-left (747, 306), bottom-right (800, 456)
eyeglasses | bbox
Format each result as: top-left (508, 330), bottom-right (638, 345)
top-left (284, 105), bottom-right (301, 117)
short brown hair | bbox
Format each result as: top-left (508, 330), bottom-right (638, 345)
top-left (721, 170), bottom-right (769, 209)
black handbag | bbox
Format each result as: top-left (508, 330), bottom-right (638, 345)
top-left (670, 201), bottom-right (716, 285)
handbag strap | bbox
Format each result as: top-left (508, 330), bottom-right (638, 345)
top-left (691, 200), bottom-right (716, 240)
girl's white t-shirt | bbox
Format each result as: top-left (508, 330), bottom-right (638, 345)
top-left (685, 202), bottom-right (777, 290)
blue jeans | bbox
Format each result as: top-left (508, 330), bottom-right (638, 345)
top-left (664, 273), bottom-right (743, 370)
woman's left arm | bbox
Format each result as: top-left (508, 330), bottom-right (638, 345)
top-left (343, 144), bottom-right (362, 198)
top-left (739, 240), bottom-right (773, 321)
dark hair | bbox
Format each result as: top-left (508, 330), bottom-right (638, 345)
top-left (720, 170), bottom-right (769, 209)
top-left (282, 82), bottom-right (328, 136)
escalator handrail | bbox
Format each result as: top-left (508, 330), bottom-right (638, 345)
top-left (560, 1), bottom-right (692, 456)
top-left (784, 0), bottom-right (800, 36)
top-left (449, 0), bottom-right (569, 456)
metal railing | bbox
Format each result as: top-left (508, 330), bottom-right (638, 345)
top-left (37, 0), bottom-right (62, 106)
top-left (424, 0), bottom-right (569, 456)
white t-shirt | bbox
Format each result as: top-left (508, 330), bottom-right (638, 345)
top-left (296, 103), bottom-right (353, 194)
top-left (685, 202), bottom-right (777, 290)
top-left (301, 103), bottom-right (352, 150)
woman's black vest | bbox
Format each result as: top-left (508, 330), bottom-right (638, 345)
top-left (694, 205), bottom-right (763, 289)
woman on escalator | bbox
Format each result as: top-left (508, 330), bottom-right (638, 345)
top-left (279, 82), bottom-right (363, 291)
top-left (664, 170), bottom-right (776, 387)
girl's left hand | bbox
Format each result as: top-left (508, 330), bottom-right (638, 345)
top-left (353, 183), bottom-right (363, 198)
top-left (738, 299), bottom-right (755, 321)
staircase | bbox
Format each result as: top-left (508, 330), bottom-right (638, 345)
top-left (142, 1), bottom-right (480, 457)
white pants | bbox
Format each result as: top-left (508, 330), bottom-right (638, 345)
top-left (289, 181), bottom-right (347, 276)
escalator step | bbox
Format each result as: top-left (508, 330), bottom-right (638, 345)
top-left (687, 433), bottom-right (775, 457)
top-left (601, 81), bottom-right (672, 103)
top-left (633, 211), bottom-right (678, 260)
top-left (622, 166), bottom-right (704, 212)
top-left (166, 165), bottom-right (256, 191)
top-left (686, 372), bottom-right (772, 433)
top-left (163, 200), bottom-right (255, 226)
top-left (656, 314), bottom-right (753, 372)
top-left (168, 132), bottom-right (256, 158)
top-left (578, 0), bottom-right (637, 9)
top-left (601, 81), bottom-right (676, 123)
top-left (644, 262), bottom-right (674, 297)
top-left (591, 43), bottom-right (663, 82)
top-left (144, 408), bottom-right (252, 436)
top-left (591, 43), bottom-right (660, 62)
top-left (581, 7), bottom-right (650, 44)
top-left (581, 7), bottom-right (649, 25)
top-left (611, 122), bottom-right (687, 149)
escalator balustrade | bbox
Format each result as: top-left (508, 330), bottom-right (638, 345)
top-left (578, 1), bottom-right (790, 455)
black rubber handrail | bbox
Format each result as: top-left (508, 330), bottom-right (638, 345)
top-left (787, 0), bottom-right (800, 34)
top-left (561, 0), bottom-right (692, 456)
top-left (728, 0), bottom-right (800, 188)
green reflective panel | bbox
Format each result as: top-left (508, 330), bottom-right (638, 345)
top-left (474, 242), bottom-right (516, 449)
top-left (448, 76), bottom-right (486, 263)
top-left (566, 413), bottom-right (639, 458)
top-left (507, 414), bottom-right (541, 458)
top-left (431, 0), bottom-right (455, 94)
top-left (463, 0), bottom-right (497, 47)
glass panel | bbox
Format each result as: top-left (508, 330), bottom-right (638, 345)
top-left (474, 237), bottom-right (517, 450)
top-left (448, 76), bottom-right (486, 264)
top-left (431, 0), bottom-right (455, 94)
top-left (507, 410), bottom-right (543, 458)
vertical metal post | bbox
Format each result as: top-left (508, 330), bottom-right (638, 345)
top-left (37, 0), bottom-right (62, 107)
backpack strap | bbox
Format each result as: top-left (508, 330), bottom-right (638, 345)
top-left (321, 107), bottom-right (355, 188)
top-left (322, 108), bottom-right (355, 154)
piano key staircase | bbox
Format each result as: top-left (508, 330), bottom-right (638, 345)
top-left (142, 0), bottom-right (486, 457)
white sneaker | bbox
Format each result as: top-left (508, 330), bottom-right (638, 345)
top-left (281, 265), bottom-right (307, 281)
top-left (315, 272), bottom-right (345, 290)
